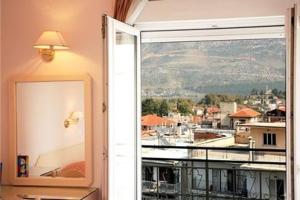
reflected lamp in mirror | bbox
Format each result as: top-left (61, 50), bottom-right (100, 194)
top-left (64, 112), bottom-right (83, 128)
top-left (9, 75), bottom-right (92, 187)
top-left (33, 31), bottom-right (69, 62)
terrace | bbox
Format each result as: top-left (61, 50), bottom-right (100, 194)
top-left (142, 145), bottom-right (286, 200)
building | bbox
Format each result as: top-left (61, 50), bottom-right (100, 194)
top-left (168, 112), bottom-right (192, 124)
top-left (142, 134), bottom-right (286, 200)
top-left (220, 102), bottom-right (237, 129)
top-left (236, 122), bottom-right (286, 149)
top-left (204, 106), bottom-right (221, 128)
top-left (229, 108), bottom-right (261, 129)
top-left (193, 107), bottom-right (204, 116)
top-left (142, 114), bottom-right (176, 131)
top-left (265, 108), bottom-right (286, 122)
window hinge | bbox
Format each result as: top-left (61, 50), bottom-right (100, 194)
top-left (291, 16), bottom-right (295, 26)
top-left (103, 148), bottom-right (108, 160)
top-left (102, 102), bottom-right (107, 113)
top-left (290, 111), bottom-right (294, 119)
top-left (102, 14), bottom-right (107, 39)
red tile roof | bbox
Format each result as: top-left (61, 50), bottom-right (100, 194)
top-left (207, 106), bottom-right (220, 113)
top-left (141, 130), bottom-right (157, 138)
top-left (141, 114), bottom-right (175, 127)
top-left (230, 108), bottom-right (261, 118)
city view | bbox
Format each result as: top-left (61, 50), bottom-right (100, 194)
top-left (141, 39), bottom-right (286, 200)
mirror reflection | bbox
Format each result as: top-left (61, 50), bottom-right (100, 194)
top-left (16, 81), bottom-right (85, 178)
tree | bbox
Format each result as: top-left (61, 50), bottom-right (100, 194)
top-left (272, 88), bottom-right (279, 96)
top-left (198, 94), bottom-right (243, 106)
top-left (142, 98), bottom-right (159, 116)
top-left (159, 100), bottom-right (170, 117)
top-left (251, 88), bottom-right (258, 95)
top-left (198, 94), bottom-right (218, 105)
top-left (259, 90), bottom-right (264, 95)
top-left (177, 99), bottom-right (193, 115)
top-left (203, 107), bottom-right (208, 116)
top-left (235, 96), bottom-right (244, 104)
top-left (283, 91), bottom-right (286, 98)
top-left (278, 90), bottom-right (286, 99)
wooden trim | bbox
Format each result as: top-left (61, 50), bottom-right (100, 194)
top-left (285, 6), bottom-right (295, 200)
top-left (0, 186), bottom-right (98, 199)
top-left (8, 74), bottom-right (93, 187)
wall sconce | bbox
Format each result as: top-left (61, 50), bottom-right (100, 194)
top-left (33, 31), bottom-right (69, 62)
top-left (64, 112), bottom-right (83, 128)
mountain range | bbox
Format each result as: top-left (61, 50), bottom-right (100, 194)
top-left (141, 38), bottom-right (286, 98)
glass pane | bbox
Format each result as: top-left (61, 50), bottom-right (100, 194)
top-left (141, 36), bottom-right (287, 199)
top-left (110, 31), bottom-right (137, 199)
top-left (273, 134), bottom-right (277, 145)
top-left (268, 134), bottom-right (272, 145)
top-left (264, 133), bottom-right (268, 145)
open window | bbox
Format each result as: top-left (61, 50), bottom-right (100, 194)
top-left (104, 5), bottom-right (298, 200)
top-left (104, 16), bottom-right (141, 200)
top-left (138, 13), bottom-right (297, 200)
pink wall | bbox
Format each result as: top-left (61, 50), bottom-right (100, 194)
top-left (1, 0), bottom-right (114, 199)
top-left (0, 0), bottom-right (2, 169)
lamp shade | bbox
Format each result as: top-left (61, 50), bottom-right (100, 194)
top-left (33, 31), bottom-right (69, 50)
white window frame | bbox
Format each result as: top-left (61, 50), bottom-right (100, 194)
top-left (105, 16), bottom-right (141, 200)
top-left (141, 26), bottom-right (284, 43)
top-left (135, 15), bottom-right (293, 199)
top-left (263, 133), bottom-right (277, 145)
top-left (135, 16), bottom-right (284, 31)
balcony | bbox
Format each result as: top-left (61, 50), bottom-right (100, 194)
top-left (142, 145), bottom-right (286, 200)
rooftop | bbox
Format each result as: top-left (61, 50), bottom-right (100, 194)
top-left (229, 108), bottom-right (261, 118)
top-left (207, 106), bottom-right (220, 113)
top-left (142, 130), bottom-right (157, 138)
top-left (142, 114), bottom-right (175, 127)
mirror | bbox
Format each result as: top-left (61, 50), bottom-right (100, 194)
top-left (9, 75), bottom-right (92, 187)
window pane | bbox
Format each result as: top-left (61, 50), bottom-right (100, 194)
top-left (273, 134), bottom-right (277, 145)
top-left (109, 31), bottom-right (137, 200)
top-left (141, 35), bottom-right (287, 199)
top-left (268, 134), bottom-right (272, 145)
top-left (264, 133), bottom-right (268, 145)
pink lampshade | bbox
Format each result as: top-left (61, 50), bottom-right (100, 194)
top-left (33, 31), bottom-right (69, 50)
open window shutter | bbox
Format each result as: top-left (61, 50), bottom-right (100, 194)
top-left (286, 5), bottom-right (298, 200)
top-left (104, 16), bottom-right (141, 200)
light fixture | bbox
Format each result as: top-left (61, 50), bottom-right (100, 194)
top-left (33, 31), bottom-right (69, 62)
top-left (64, 112), bottom-right (83, 128)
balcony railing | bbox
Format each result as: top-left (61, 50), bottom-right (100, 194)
top-left (142, 145), bottom-right (286, 200)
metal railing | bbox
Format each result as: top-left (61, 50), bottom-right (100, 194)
top-left (142, 145), bottom-right (286, 200)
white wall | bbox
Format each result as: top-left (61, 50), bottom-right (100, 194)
top-left (136, 0), bottom-right (295, 23)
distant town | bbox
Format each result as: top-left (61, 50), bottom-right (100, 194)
top-left (141, 86), bottom-right (286, 199)
top-left (141, 39), bottom-right (286, 199)
top-left (142, 85), bottom-right (285, 131)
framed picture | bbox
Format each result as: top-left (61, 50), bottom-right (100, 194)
top-left (17, 155), bottom-right (29, 177)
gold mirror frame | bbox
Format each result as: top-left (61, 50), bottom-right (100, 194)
top-left (8, 74), bottom-right (93, 187)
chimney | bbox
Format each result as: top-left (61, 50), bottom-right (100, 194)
top-left (248, 136), bottom-right (255, 162)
